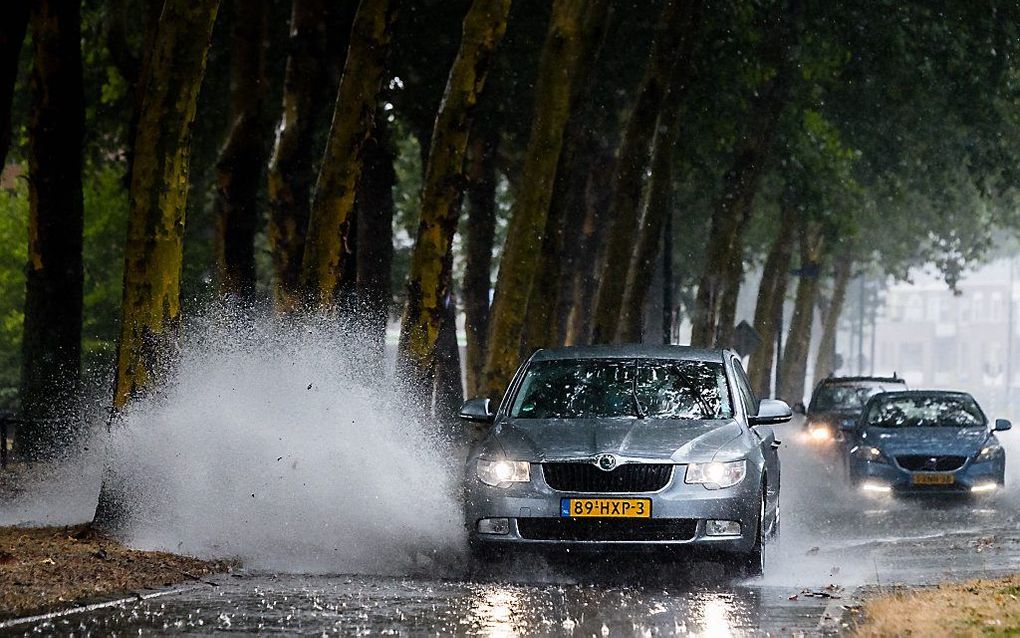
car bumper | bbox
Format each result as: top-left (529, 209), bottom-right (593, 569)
top-left (465, 466), bottom-right (762, 554)
top-left (850, 457), bottom-right (1005, 495)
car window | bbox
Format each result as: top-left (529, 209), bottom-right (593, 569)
top-left (810, 384), bottom-right (895, 412)
top-left (509, 359), bottom-right (734, 420)
top-left (864, 395), bottom-right (986, 428)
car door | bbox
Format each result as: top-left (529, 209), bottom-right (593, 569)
top-left (730, 356), bottom-right (780, 509)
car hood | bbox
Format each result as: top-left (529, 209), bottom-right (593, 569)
top-left (862, 426), bottom-right (989, 456)
top-left (490, 418), bottom-right (745, 463)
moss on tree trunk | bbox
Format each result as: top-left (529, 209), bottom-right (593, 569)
top-left (267, 0), bottom-right (350, 312)
top-left (397, 0), bottom-right (512, 394)
top-left (300, 0), bottom-right (396, 309)
top-left (112, 0), bottom-right (220, 408)
top-left (481, 0), bottom-right (589, 400)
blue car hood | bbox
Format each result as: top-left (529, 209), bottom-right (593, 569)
top-left (490, 418), bottom-right (744, 463)
top-left (862, 426), bottom-right (988, 456)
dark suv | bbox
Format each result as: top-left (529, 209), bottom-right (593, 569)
top-left (802, 375), bottom-right (908, 446)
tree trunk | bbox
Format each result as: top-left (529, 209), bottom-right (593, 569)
top-left (462, 129), bottom-right (498, 398)
top-left (614, 9), bottom-right (702, 343)
top-left (690, 0), bottom-right (799, 348)
top-left (112, 0), bottom-right (220, 408)
top-left (301, 0), bottom-right (396, 309)
top-left (432, 291), bottom-right (463, 428)
top-left (662, 200), bottom-right (674, 344)
top-left (563, 150), bottom-right (614, 345)
top-left (590, 0), bottom-right (696, 344)
top-left (0, 1), bottom-right (29, 167)
top-left (215, 0), bottom-right (270, 301)
top-left (397, 0), bottom-right (512, 394)
top-left (17, 0), bottom-right (84, 461)
top-left (521, 1), bottom-right (610, 353)
top-left (481, 0), bottom-right (591, 400)
top-left (747, 204), bottom-right (796, 397)
top-left (266, 0), bottom-right (337, 311)
top-left (814, 244), bottom-right (853, 380)
top-left (779, 221), bottom-right (824, 406)
top-left (356, 115), bottom-right (396, 367)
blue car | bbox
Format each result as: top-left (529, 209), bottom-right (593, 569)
top-left (845, 390), bottom-right (1010, 496)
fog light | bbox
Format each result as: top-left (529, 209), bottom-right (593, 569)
top-left (861, 481), bottom-right (892, 494)
top-left (477, 518), bottom-right (510, 535)
top-left (971, 482), bottom-right (998, 493)
top-left (809, 427), bottom-right (832, 442)
top-left (706, 519), bottom-right (741, 536)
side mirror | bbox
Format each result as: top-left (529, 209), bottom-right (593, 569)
top-left (994, 418), bottom-right (1012, 432)
top-left (458, 398), bottom-right (495, 423)
top-left (792, 402), bottom-right (806, 415)
top-left (750, 399), bottom-right (793, 426)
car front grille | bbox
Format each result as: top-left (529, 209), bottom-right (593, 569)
top-left (517, 518), bottom-right (697, 542)
top-left (895, 455), bottom-right (967, 472)
top-left (542, 463), bottom-right (674, 493)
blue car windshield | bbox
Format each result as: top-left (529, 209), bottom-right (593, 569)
top-left (509, 359), bottom-right (733, 420)
top-left (865, 395), bottom-right (986, 428)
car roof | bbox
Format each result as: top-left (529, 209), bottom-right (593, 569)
top-left (530, 344), bottom-right (728, 363)
top-left (818, 375), bottom-right (906, 385)
top-left (867, 389), bottom-right (975, 401)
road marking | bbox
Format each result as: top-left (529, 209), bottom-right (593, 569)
top-left (0, 582), bottom-right (205, 629)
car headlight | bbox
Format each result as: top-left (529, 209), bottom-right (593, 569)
top-left (808, 424), bottom-right (833, 442)
top-left (476, 459), bottom-right (531, 487)
top-left (975, 444), bottom-right (1003, 463)
top-left (685, 460), bottom-right (746, 489)
top-left (855, 446), bottom-right (888, 463)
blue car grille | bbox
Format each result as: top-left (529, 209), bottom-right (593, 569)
top-left (542, 463), bottom-right (673, 493)
top-left (895, 455), bottom-right (967, 472)
top-left (518, 518), bottom-right (697, 542)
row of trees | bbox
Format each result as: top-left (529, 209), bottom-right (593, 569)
top-left (2, 0), bottom-right (1019, 461)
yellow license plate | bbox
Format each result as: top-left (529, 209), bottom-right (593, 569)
top-left (560, 498), bottom-right (651, 518)
top-left (911, 472), bottom-right (955, 485)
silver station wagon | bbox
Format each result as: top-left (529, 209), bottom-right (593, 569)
top-left (459, 345), bottom-right (791, 576)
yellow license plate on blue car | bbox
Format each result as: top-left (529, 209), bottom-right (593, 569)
top-left (911, 472), bottom-right (955, 485)
top-left (560, 498), bottom-right (651, 518)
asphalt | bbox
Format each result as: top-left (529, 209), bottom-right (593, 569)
top-left (5, 420), bottom-right (1020, 637)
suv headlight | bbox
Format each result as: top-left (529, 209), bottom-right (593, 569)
top-left (855, 446), bottom-right (888, 463)
top-left (685, 460), bottom-right (746, 489)
top-left (975, 444), bottom-right (1003, 463)
top-left (476, 459), bottom-right (530, 487)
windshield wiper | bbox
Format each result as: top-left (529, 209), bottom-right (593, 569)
top-left (630, 362), bottom-right (646, 419)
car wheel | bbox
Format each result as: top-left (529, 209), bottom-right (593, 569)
top-left (737, 489), bottom-right (766, 578)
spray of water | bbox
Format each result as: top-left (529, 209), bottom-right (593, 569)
top-left (88, 312), bottom-right (466, 574)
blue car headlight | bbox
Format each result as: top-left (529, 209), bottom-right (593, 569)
top-left (476, 459), bottom-right (531, 487)
top-left (854, 445), bottom-right (889, 464)
top-left (975, 444), bottom-right (1003, 463)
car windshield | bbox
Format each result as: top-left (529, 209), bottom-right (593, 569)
top-left (864, 395), bottom-right (986, 428)
top-left (509, 359), bottom-right (733, 420)
top-left (811, 383), bottom-right (894, 412)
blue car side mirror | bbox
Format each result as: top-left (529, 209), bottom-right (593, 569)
top-left (994, 418), bottom-right (1012, 432)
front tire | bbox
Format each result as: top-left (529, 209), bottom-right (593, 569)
top-left (736, 489), bottom-right (766, 577)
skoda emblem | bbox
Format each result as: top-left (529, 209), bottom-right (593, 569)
top-left (594, 454), bottom-right (618, 472)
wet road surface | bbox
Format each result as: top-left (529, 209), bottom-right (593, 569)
top-left (6, 422), bottom-right (1020, 636)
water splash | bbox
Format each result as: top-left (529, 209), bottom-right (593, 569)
top-left (99, 312), bottom-right (465, 573)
